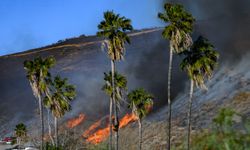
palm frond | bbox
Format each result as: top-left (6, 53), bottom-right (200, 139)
top-left (102, 71), bottom-right (127, 102)
top-left (127, 88), bottom-right (153, 119)
top-left (158, 3), bottom-right (195, 53)
top-left (97, 11), bottom-right (133, 61)
top-left (44, 75), bottom-right (76, 118)
top-left (180, 36), bottom-right (219, 89)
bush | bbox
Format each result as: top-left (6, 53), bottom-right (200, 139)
top-left (45, 142), bottom-right (63, 150)
top-left (86, 142), bottom-right (109, 150)
top-left (191, 108), bottom-right (250, 150)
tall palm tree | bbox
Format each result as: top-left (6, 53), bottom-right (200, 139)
top-left (97, 10), bottom-right (133, 150)
top-left (15, 123), bottom-right (27, 148)
top-left (158, 3), bottom-right (195, 149)
top-left (24, 56), bottom-right (55, 150)
top-left (44, 76), bottom-right (76, 148)
top-left (127, 88), bottom-right (153, 150)
top-left (180, 36), bottom-right (219, 150)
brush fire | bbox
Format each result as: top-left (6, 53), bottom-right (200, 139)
top-left (67, 113), bottom-right (86, 128)
top-left (82, 113), bottom-right (138, 144)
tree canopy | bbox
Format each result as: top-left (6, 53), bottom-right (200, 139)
top-left (158, 3), bottom-right (195, 53)
top-left (180, 36), bottom-right (219, 89)
top-left (97, 11), bottom-right (133, 60)
top-left (128, 88), bottom-right (153, 119)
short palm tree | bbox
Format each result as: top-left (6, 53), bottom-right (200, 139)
top-left (15, 123), bottom-right (27, 147)
top-left (97, 10), bottom-right (133, 150)
top-left (128, 88), bottom-right (153, 150)
top-left (158, 3), bottom-right (195, 150)
top-left (102, 71), bottom-right (127, 106)
top-left (24, 56), bottom-right (55, 149)
top-left (180, 36), bottom-right (219, 150)
top-left (102, 71), bottom-right (127, 148)
top-left (44, 76), bottom-right (76, 148)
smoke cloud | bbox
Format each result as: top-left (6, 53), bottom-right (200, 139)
top-left (162, 0), bottom-right (250, 62)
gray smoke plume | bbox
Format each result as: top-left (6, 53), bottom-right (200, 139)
top-left (163, 0), bottom-right (250, 62)
top-left (123, 0), bottom-right (250, 111)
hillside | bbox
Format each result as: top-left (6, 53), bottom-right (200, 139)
top-left (0, 28), bottom-right (175, 137)
top-left (0, 15), bottom-right (250, 148)
top-left (91, 54), bottom-right (250, 149)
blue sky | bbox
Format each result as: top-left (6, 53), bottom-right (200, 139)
top-left (0, 0), bottom-right (164, 56)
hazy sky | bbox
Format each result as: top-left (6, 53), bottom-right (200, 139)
top-left (0, 0), bottom-right (164, 56)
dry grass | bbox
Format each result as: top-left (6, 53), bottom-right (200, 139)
top-left (91, 92), bottom-right (250, 150)
top-left (224, 92), bottom-right (250, 115)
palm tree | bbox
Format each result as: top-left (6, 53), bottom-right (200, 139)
top-left (102, 71), bottom-right (127, 106)
top-left (44, 76), bottom-right (76, 148)
top-left (127, 88), bottom-right (153, 150)
top-left (158, 3), bottom-right (195, 149)
top-left (180, 36), bottom-right (219, 150)
top-left (97, 10), bottom-right (133, 150)
top-left (24, 56), bottom-right (55, 150)
top-left (15, 123), bottom-right (27, 148)
top-left (102, 71), bottom-right (127, 143)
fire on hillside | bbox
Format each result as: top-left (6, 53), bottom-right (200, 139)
top-left (84, 113), bottom-right (138, 144)
top-left (67, 113), bottom-right (86, 128)
top-left (66, 113), bottom-right (138, 144)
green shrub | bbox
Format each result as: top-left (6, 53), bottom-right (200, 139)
top-left (87, 142), bottom-right (109, 150)
top-left (191, 108), bottom-right (250, 150)
top-left (45, 142), bottom-right (63, 150)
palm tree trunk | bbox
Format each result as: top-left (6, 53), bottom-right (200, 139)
top-left (17, 137), bottom-right (20, 149)
top-left (54, 117), bottom-right (58, 148)
top-left (47, 109), bottom-right (55, 146)
top-left (38, 94), bottom-right (44, 150)
top-left (138, 119), bottom-right (142, 150)
top-left (111, 59), bottom-right (119, 150)
top-left (114, 102), bottom-right (119, 150)
top-left (167, 46), bottom-right (173, 150)
top-left (187, 79), bottom-right (194, 150)
top-left (109, 97), bottom-right (113, 150)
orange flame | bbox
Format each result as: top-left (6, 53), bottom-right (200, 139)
top-left (145, 104), bottom-right (153, 113)
top-left (119, 113), bottom-right (138, 128)
top-left (86, 126), bottom-right (110, 144)
top-left (67, 113), bottom-right (85, 128)
top-left (85, 113), bottom-right (138, 144)
top-left (82, 119), bottom-right (102, 138)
